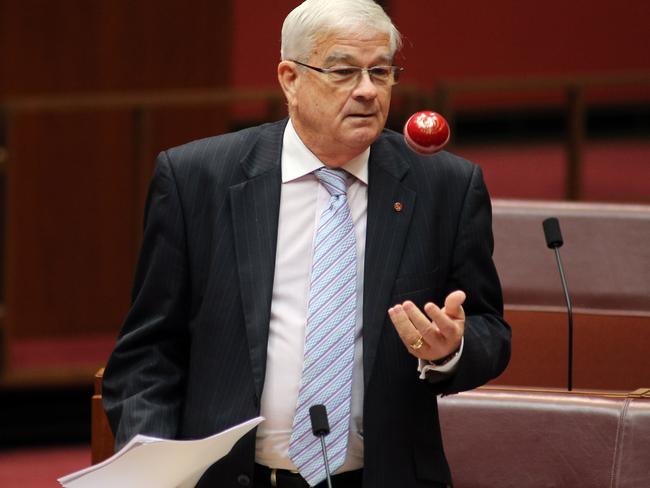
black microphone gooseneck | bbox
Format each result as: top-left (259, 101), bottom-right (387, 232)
top-left (543, 217), bottom-right (573, 391)
top-left (309, 404), bottom-right (334, 488)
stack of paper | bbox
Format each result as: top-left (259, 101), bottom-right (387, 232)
top-left (58, 417), bottom-right (264, 488)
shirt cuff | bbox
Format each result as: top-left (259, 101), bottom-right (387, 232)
top-left (417, 337), bottom-right (464, 379)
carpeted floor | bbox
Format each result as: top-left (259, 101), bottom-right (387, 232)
top-left (0, 445), bottom-right (90, 488)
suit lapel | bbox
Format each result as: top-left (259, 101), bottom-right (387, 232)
top-left (363, 136), bottom-right (416, 387)
top-left (229, 120), bottom-right (287, 401)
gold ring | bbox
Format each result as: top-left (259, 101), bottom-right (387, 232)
top-left (410, 336), bottom-right (424, 350)
top-left (270, 469), bottom-right (277, 487)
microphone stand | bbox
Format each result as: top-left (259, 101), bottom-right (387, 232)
top-left (309, 404), bottom-right (333, 488)
top-left (318, 436), bottom-right (333, 488)
top-left (552, 246), bottom-right (573, 391)
top-left (543, 217), bottom-right (574, 392)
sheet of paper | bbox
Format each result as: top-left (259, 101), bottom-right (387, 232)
top-left (58, 417), bottom-right (264, 488)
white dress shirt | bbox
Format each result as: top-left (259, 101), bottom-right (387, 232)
top-left (254, 119), bottom-right (460, 472)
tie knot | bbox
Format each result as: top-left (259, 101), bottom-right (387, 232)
top-left (315, 167), bottom-right (348, 196)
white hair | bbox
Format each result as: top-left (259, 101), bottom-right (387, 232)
top-left (281, 0), bottom-right (402, 62)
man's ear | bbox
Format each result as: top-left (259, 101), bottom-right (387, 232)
top-left (278, 61), bottom-right (299, 109)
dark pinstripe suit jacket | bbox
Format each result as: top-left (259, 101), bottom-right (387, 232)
top-left (103, 118), bottom-right (511, 487)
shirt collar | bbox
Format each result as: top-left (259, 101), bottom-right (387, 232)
top-left (282, 119), bottom-right (369, 184)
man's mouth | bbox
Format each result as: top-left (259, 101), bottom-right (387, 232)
top-left (348, 113), bottom-right (374, 118)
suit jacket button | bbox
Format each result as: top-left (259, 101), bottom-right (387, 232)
top-left (237, 474), bottom-right (251, 486)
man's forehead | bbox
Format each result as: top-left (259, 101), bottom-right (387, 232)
top-left (311, 31), bottom-right (392, 63)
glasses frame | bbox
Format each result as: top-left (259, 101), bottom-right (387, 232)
top-left (289, 59), bottom-right (404, 87)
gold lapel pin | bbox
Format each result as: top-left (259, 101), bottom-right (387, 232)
top-left (393, 202), bottom-right (403, 212)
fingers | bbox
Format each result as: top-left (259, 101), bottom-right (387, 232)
top-left (389, 290), bottom-right (466, 361)
top-left (388, 303), bottom-right (430, 348)
top-left (424, 291), bottom-right (465, 337)
top-left (444, 290), bottom-right (466, 318)
top-left (388, 300), bottom-right (453, 360)
top-left (404, 301), bottom-right (443, 340)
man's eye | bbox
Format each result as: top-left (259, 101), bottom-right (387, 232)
top-left (369, 67), bottom-right (391, 78)
top-left (330, 68), bottom-right (358, 78)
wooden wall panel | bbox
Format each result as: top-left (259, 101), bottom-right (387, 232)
top-left (0, 0), bottom-right (233, 95)
top-left (6, 111), bottom-right (136, 338)
top-left (0, 0), bottom-right (234, 345)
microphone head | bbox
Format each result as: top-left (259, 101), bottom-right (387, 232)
top-left (403, 111), bottom-right (450, 155)
top-left (309, 404), bottom-right (330, 436)
top-left (543, 217), bottom-right (564, 249)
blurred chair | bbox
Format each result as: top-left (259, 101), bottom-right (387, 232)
top-left (439, 386), bottom-right (650, 488)
top-left (92, 368), bottom-right (115, 464)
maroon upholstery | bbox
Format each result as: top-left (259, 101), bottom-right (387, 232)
top-left (489, 200), bottom-right (650, 390)
top-left (492, 199), bottom-right (650, 313)
top-left (438, 387), bottom-right (650, 488)
top-left (613, 389), bottom-right (650, 488)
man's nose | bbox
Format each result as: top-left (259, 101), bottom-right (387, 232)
top-left (352, 70), bottom-right (378, 100)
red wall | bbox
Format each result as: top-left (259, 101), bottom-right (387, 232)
top-left (0, 0), bottom-right (235, 340)
top-left (232, 0), bottom-right (650, 88)
top-left (392, 0), bottom-right (650, 83)
top-left (0, 0), bottom-right (234, 95)
top-left (232, 1), bottom-right (296, 89)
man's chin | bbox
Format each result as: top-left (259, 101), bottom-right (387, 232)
top-left (344, 112), bottom-right (382, 130)
top-left (345, 125), bottom-right (382, 147)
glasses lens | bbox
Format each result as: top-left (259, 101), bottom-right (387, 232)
top-left (368, 66), bottom-right (392, 82)
top-left (324, 65), bottom-right (402, 86)
top-left (328, 67), bottom-right (360, 83)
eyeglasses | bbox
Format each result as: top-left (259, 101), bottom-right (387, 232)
top-left (290, 60), bottom-right (403, 87)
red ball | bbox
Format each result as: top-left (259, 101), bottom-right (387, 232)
top-left (403, 111), bottom-right (450, 155)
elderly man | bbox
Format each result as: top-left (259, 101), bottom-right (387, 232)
top-left (103, 1), bottom-right (511, 487)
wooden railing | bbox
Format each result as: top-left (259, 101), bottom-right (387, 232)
top-left (0, 84), bottom-right (423, 168)
top-left (2, 72), bottom-right (649, 200)
top-left (433, 72), bottom-right (650, 200)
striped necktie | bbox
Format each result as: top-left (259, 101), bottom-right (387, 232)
top-left (288, 167), bottom-right (357, 486)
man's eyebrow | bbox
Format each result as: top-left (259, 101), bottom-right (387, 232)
top-left (323, 52), bottom-right (392, 66)
top-left (323, 53), bottom-right (354, 65)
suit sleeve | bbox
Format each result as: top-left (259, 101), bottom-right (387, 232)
top-left (102, 151), bottom-right (191, 450)
top-left (431, 164), bottom-right (511, 392)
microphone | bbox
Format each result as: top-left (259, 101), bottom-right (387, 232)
top-left (309, 405), bottom-right (333, 488)
top-left (543, 217), bottom-right (564, 248)
top-left (403, 111), bottom-right (450, 155)
top-left (543, 217), bottom-right (574, 391)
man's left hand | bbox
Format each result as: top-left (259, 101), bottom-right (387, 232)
top-left (388, 290), bottom-right (466, 362)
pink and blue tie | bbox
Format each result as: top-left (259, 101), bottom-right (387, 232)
top-left (288, 167), bottom-right (357, 486)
